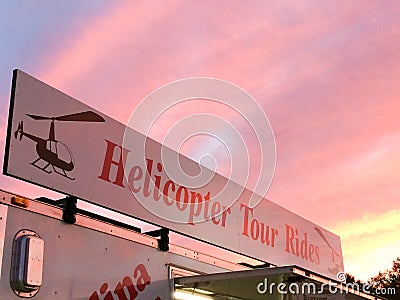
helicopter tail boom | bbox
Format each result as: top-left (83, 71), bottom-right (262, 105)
top-left (14, 121), bottom-right (45, 144)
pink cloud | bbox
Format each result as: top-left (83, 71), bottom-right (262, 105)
top-left (23, 0), bottom-right (399, 228)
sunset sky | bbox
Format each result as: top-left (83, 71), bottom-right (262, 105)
top-left (0, 1), bottom-right (399, 281)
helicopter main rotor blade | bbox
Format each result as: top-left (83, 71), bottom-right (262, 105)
top-left (26, 111), bottom-right (105, 122)
top-left (26, 114), bottom-right (51, 120)
top-left (55, 111), bottom-right (105, 122)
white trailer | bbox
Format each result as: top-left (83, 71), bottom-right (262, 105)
top-left (0, 189), bottom-right (378, 300)
top-left (0, 189), bottom-right (245, 299)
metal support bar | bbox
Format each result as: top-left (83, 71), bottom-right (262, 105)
top-left (145, 228), bottom-right (169, 251)
top-left (36, 196), bottom-right (141, 232)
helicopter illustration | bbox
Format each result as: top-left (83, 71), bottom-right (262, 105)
top-left (14, 111), bottom-right (105, 180)
top-left (314, 227), bottom-right (344, 275)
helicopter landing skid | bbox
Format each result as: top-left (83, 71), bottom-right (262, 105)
top-left (52, 166), bottom-right (75, 181)
top-left (31, 158), bottom-right (52, 174)
top-left (30, 158), bottom-right (75, 180)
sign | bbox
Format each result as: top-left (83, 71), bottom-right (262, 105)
top-left (4, 70), bottom-right (344, 279)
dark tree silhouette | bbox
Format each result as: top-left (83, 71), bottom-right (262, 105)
top-left (369, 257), bottom-right (400, 300)
top-left (345, 273), bottom-right (364, 285)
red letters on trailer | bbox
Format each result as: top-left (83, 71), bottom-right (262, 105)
top-left (89, 264), bottom-right (159, 300)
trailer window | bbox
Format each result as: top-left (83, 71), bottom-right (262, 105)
top-left (168, 264), bottom-right (202, 279)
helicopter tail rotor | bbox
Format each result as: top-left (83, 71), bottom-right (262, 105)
top-left (14, 121), bottom-right (23, 140)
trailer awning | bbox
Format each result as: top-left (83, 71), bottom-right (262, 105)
top-left (174, 266), bottom-right (379, 300)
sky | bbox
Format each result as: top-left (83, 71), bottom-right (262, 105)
top-left (0, 1), bottom-right (399, 282)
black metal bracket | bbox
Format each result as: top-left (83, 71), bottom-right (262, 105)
top-left (53, 196), bottom-right (77, 224)
top-left (238, 262), bottom-right (271, 269)
top-left (145, 228), bottom-right (169, 251)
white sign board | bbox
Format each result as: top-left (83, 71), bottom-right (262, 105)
top-left (4, 70), bottom-right (344, 279)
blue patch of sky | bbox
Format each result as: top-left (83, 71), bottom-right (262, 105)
top-left (0, 1), bottom-right (114, 127)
